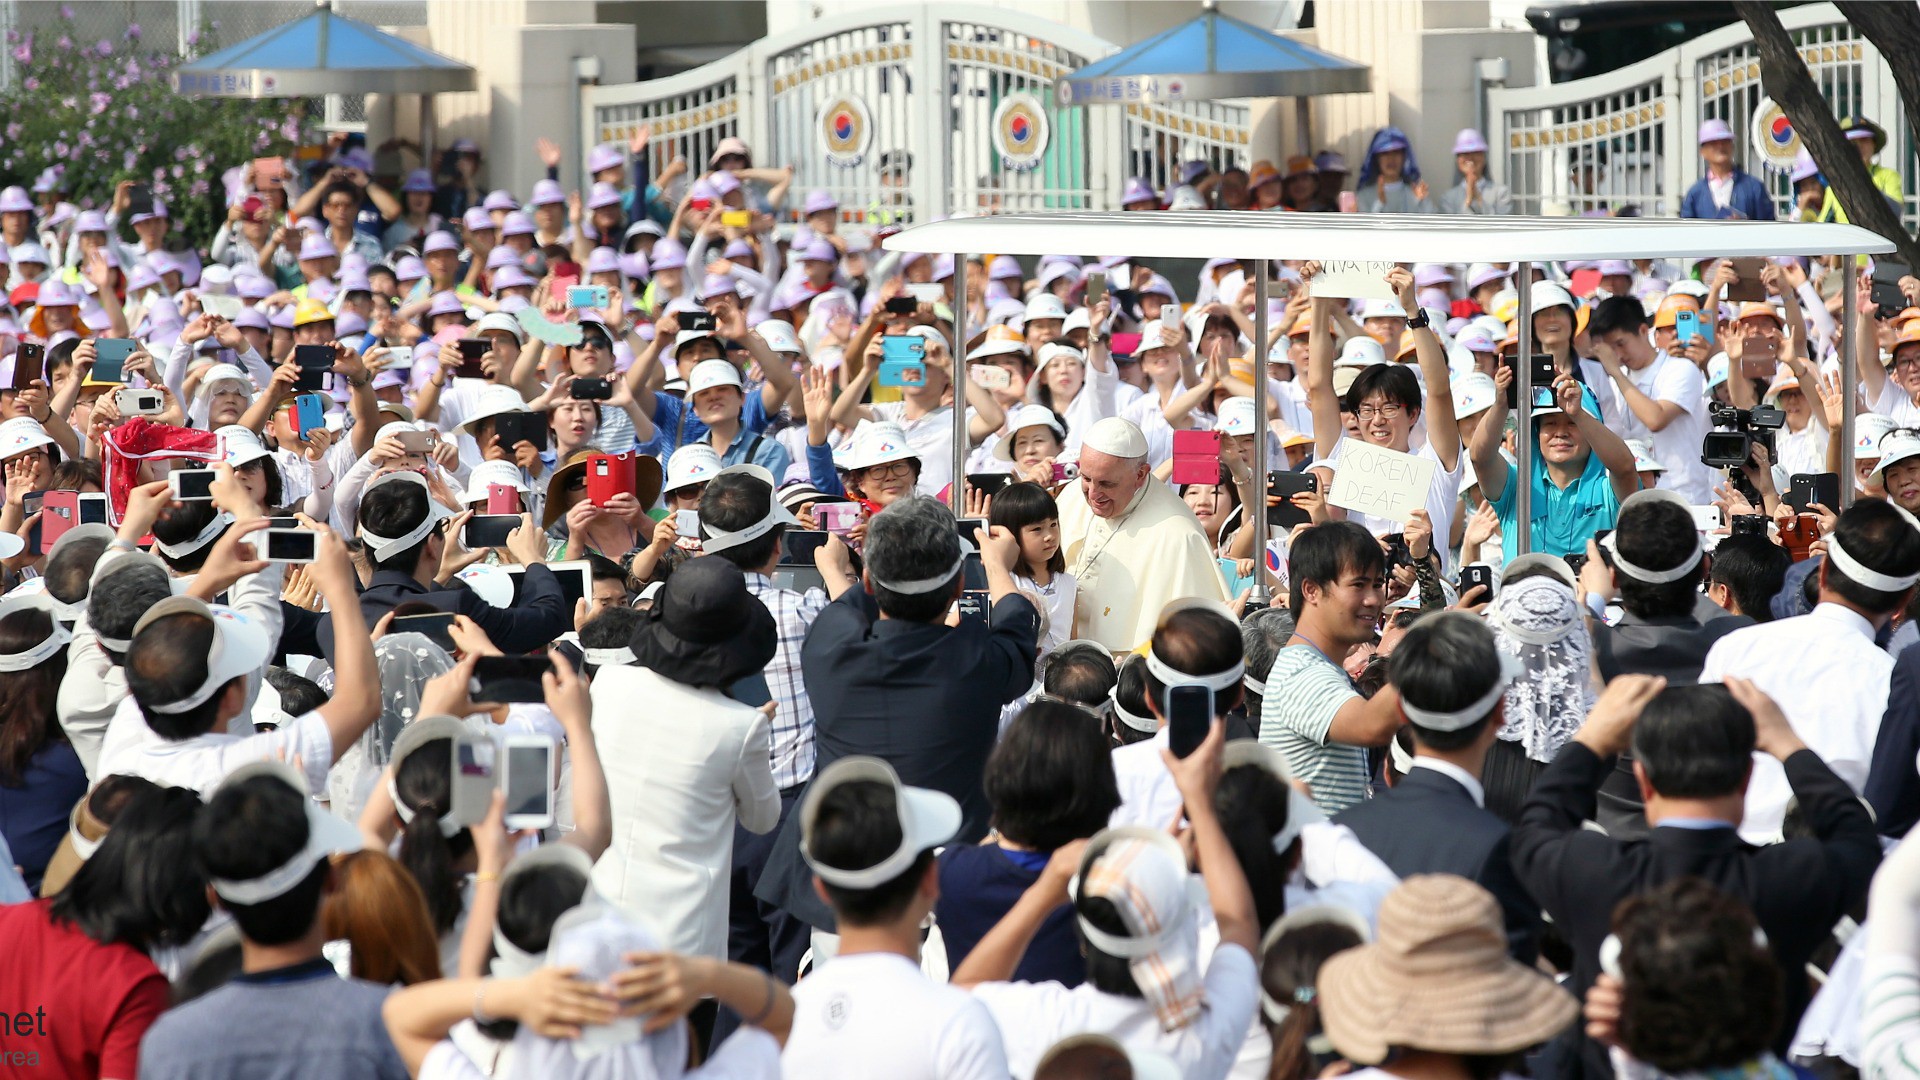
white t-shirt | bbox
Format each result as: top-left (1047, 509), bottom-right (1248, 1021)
top-left (1016, 570), bottom-right (1077, 655)
top-left (1872, 380), bottom-right (1920, 428)
top-left (971, 943), bottom-right (1260, 1080)
top-left (1610, 352), bottom-right (1712, 503)
top-left (1773, 414), bottom-right (1830, 481)
top-left (1327, 437), bottom-right (1465, 571)
top-left (868, 401), bottom-right (979, 499)
top-left (98, 696), bottom-right (334, 798)
top-left (420, 1024), bottom-right (781, 1080)
top-left (782, 952), bottom-right (1010, 1080)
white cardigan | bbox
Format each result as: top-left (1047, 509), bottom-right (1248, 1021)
top-left (588, 664), bottom-right (780, 959)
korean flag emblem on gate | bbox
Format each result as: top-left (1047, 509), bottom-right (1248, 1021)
top-left (992, 93), bottom-right (1050, 173)
top-left (818, 94), bottom-right (873, 169)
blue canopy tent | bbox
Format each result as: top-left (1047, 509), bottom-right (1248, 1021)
top-left (171, 2), bottom-right (473, 98)
top-left (1055, 5), bottom-right (1367, 154)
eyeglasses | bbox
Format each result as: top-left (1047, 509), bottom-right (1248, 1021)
top-left (864, 460), bottom-right (914, 480)
top-left (1894, 353), bottom-right (1920, 370)
top-left (565, 475), bottom-right (588, 492)
top-left (1354, 403), bottom-right (1406, 420)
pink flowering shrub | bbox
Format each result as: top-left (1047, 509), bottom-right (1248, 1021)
top-left (0, 12), bottom-right (303, 246)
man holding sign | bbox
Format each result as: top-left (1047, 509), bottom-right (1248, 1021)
top-left (1306, 266), bottom-right (1464, 571)
top-left (1469, 368), bottom-right (1640, 562)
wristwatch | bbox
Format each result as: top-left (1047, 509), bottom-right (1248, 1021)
top-left (1406, 308), bottom-right (1430, 330)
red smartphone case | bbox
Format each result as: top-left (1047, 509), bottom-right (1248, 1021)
top-left (586, 452), bottom-right (637, 506)
top-left (39, 491), bottom-right (79, 549)
top-left (1169, 430), bottom-right (1223, 486)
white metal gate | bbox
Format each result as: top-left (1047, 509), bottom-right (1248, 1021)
top-left (1489, 3), bottom-right (1906, 227)
top-left (584, 4), bottom-right (1251, 225)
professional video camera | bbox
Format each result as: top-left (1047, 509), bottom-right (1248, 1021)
top-left (1703, 403), bottom-right (1785, 505)
top-left (1701, 403), bottom-right (1784, 470)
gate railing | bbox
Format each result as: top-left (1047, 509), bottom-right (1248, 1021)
top-left (1490, 3), bottom-right (1908, 227)
top-left (584, 3), bottom-right (1252, 224)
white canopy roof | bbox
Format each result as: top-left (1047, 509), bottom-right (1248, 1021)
top-left (882, 210), bottom-right (1894, 262)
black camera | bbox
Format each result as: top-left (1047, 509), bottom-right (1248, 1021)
top-left (1700, 403), bottom-right (1784, 470)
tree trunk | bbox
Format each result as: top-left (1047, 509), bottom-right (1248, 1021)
top-left (1835, 2), bottom-right (1920, 141)
top-left (1733, 0), bottom-right (1920, 269)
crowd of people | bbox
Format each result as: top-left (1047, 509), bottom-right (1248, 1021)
top-left (0, 112), bottom-right (1917, 1080)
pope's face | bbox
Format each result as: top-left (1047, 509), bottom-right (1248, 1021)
top-left (1078, 447), bottom-right (1147, 519)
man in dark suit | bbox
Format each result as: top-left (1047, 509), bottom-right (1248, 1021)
top-left (1585, 490), bottom-right (1751, 837)
top-left (1867, 641), bottom-right (1920, 837)
top-left (1511, 674), bottom-right (1881, 1080)
top-left (315, 470), bottom-right (567, 661)
top-left (755, 495), bottom-right (1039, 937)
top-left (1335, 612), bottom-right (1542, 962)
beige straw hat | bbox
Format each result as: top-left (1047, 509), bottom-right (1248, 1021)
top-left (1317, 875), bottom-right (1577, 1064)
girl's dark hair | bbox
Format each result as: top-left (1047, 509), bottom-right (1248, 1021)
top-left (46, 337), bottom-right (81, 375)
top-left (1216, 764), bottom-right (1295, 931)
top-left (477, 861), bottom-right (592, 1039)
top-left (1108, 654), bottom-right (1156, 747)
top-left (1073, 896), bottom-right (1145, 999)
top-left (1613, 878), bottom-right (1780, 1073)
top-left (0, 608), bottom-right (69, 785)
top-left (985, 700), bottom-right (1120, 850)
top-left (241, 456), bottom-right (285, 511)
top-left (51, 784), bottom-right (210, 950)
top-left (989, 481), bottom-right (1066, 578)
top-left (1263, 920), bottom-right (1365, 1080)
top-left (394, 739), bottom-right (476, 934)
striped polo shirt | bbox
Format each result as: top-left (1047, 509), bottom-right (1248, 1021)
top-left (1259, 643), bottom-right (1370, 813)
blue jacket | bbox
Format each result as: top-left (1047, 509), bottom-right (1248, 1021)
top-left (1679, 169), bottom-right (1777, 221)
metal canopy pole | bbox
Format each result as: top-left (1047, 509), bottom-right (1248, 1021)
top-left (1842, 256), bottom-right (1858, 507)
top-left (951, 252), bottom-right (969, 514)
top-left (1514, 261), bottom-right (1534, 555)
top-left (1251, 262), bottom-right (1271, 606)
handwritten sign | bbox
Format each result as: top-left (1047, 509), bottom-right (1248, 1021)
top-left (1309, 260), bottom-right (1398, 301)
top-left (1326, 440), bottom-right (1435, 524)
top-left (515, 307), bottom-right (583, 347)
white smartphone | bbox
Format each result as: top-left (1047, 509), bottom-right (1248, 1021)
top-left (77, 492), bottom-right (110, 525)
top-left (675, 509), bottom-right (700, 539)
top-left (448, 733), bottom-right (497, 829)
top-left (501, 734), bottom-right (557, 832)
top-left (170, 468), bottom-right (217, 501)
top-left (906, 282), bottom-right (944, 304)
top-left (114, 388), bottom-right (165, 417)
top-left (262, 527), bottom-right (316, 564)
top-left (1162, 301), bottom-right (1182, 334)
top-left (1689, 505), bottom-right (1724, 533)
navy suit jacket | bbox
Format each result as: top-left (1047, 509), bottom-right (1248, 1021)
top-left (314, 565), bottom-right (569, 663)
top-left (1679, 169), bottom-right (1777, 221)
top-left (1334, 765), bottom-right (1541, 963)
top-left (1512, 742), bottom-right (1880, 1078)
top-left (1867, 642), bottom-right (1920, 837)
top-left (754, 587), bottom-right (1040, 932)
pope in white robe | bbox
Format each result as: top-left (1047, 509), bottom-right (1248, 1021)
top-left (1057, 417), bottom-right (1228, 653)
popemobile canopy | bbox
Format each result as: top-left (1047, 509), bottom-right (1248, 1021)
top-left (172, 2), bottom-right (474, 98)
top-left (885, 210), bottom-right (1896, 556)
top-left (881, 211), bottom-right (1895, 263)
